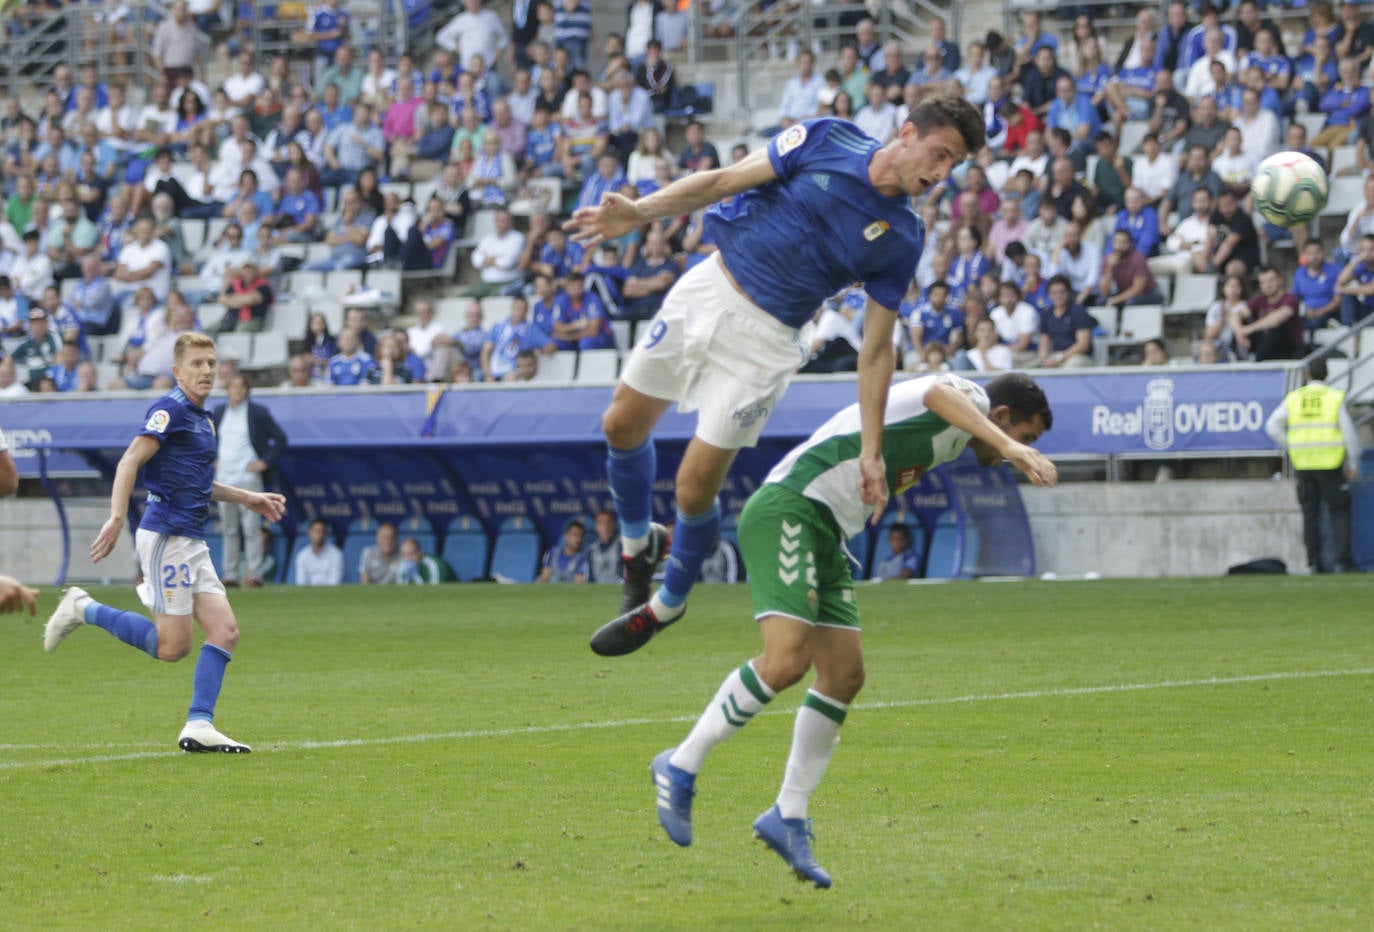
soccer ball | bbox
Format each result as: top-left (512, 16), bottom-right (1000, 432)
top-left (1251, 152), bottom-right (1330, 228)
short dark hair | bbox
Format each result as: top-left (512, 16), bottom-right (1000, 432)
top-left (1004, 241), bottom-right (1027, 261)
top-left (907, 94), bottom-right (985, 156)
top-left (928, 279), bottom-right (950, 295)
top-left (1309, 356), bottom-right (1329, 382)
top-left (985, 373), bottom-right (1053, 431)
top-left (1047, 274), bottom-right (1072, 292)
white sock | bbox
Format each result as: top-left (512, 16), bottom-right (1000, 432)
top-left (670, 660), bottom-right (775, 774)
top-left (621, 533), bottom-right (649, 558)
top-left (648, 591), bottom-right (685, 622)
top-left (776, 690), bottom-right (848, 820)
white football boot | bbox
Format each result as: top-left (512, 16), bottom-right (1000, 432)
top-left (43, 586), bottom-right (90, 653)
top-left (178, 720), bottom-right (252, 753)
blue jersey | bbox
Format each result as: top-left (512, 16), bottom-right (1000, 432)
top-left (329, 351), bottom-right (376, 385)
top-left (542, 545), bottom-right (589, 582)
top-left (526, 124), bottom-right (560, 167)
top-left (138, 387), bottom-right (217, 539)
top-left (1116, 65), bottom-right (1157, 93)
top-left (1293, 260), bottom-right (1341, 312)
top-left (914, 302), bottom-right (964, 345)
top-left (309, 5), bottom-right (350, 54)
top-left (705, 118), bottom-right (924, 328)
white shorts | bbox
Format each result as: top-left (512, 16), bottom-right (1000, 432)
top-left (620, 253), bottom-right (813, 449)
top-left (135, 528), bottom-right (226, 617)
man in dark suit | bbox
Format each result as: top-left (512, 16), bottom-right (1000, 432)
top-left (212, 374), bottom-right (288, 587)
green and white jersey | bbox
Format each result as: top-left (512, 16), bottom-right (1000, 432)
top-left (765, 374), bottom-right (989, 539)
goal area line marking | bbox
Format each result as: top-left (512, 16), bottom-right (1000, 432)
top-left (2, 667), bottom-right (1369, 770)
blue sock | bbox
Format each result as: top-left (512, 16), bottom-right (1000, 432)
top-left (658, 502), bottom-right (721, 609)
top-left (606, 439), bottom-right (656, 542)
top-left (85, 601), bottom-right (159, 659)
top-left (187, 644), bottom-right (232, 723)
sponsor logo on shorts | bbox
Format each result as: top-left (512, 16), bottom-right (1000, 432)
top-left (807, 588), bottom-right (819, 612)
top-left (145, 410), bottom-right (171, 434)
top-left (776, 124), bottom-right (807, 155)
top-left (863, 220), bottom-right (890, 241)
top-left (841, 589), bottom-right (854, 603)
top-left (732, 402), bottom-right (770, 430)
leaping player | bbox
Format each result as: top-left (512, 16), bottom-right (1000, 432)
top-left (43, 333), bottom-right (285, 753)
top-left (566, 94), bottom-right (986, 657)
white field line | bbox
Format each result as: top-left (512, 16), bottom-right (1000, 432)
top-left (2, 667), bottom-right (1369, 772)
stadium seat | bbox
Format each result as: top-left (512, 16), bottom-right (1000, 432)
top-left (95, 361), bottom-right (121, 388)
top-left (380, 181), bottom-right (412, 201)
top-left (325, 269), bottom-right (365, 295)
top-left (458, 209), bottom-right (497, 248)
top-left (435, 297), bottom-right (468, 331)
top-left (1322, 176), bottom-right (1364, 217)
top-left (1119, 121), bottom-right (1149, 155)
top-left (535, 351), bottom-right (576, 382)
top-left (489, 515), bottom-right (541, 583)
top-left (481, 296), bottom-right (513, 330)
top-left (250, 332), bottom-right (290, 370)
top-left (575, 349), bottom-right (619, 383)
top-left (1296, 112), bottom-right (1326, 139)
top-left (199, 304), bottom-right (229, 332)
top-left (341, 516), bottom-right (379, 584)
top-left (925, 514), bottom-right (976, 579)
top-left (846, 530), bottom-right (872, 581)
top-left (1117, 305), bottom-right (1164, 342)
top-left (207, 218), bottom-right (230, 248)
top-left (412, 180), bottom-right (438, 206)
top-left (1331, 145), bottom-right (1359, 176)
top-left (182, 220), bottom-right (206, 254)
top-left (442, 515), bottom-right (490, 581)
top-left (303, 242), bottom-right (332, 264)
top-left (363, 268), bottom-right (402, 299)
top-left (1170, 275), bottom-right (1218, 313)
top-left (1087, 304), bottom-right (1119, 337)
top-left (395, 514), bottom-right (436, 556)
top-left (662, 82), bottom-right (715, 120)
top-left (610, 320), bottom-right (632, 352)
top-left (269, 301), bottom-right (309, 338)
top-left (217, 332), bottom-right (254, 365)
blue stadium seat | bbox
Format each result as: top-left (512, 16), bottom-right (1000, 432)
top-left (490, 516), bottom-right (542, 583)
top-left (442, 516), bottom-right (490, 581)
top-left (925, 514), bottom-right (979, 579)
top-left (394, 514), bottom-right (436, 557)
top-left (846, 529), bottom-right (872, 581)
top-left (341, 516), bottom-right (379, 584)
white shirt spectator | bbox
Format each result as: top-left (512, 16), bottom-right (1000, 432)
top-left (990, 301), bottom-right (1040, 346)
top-left (407, 318), bottom-right (446, 360)
top-left (137, 103), bottom-right (178, 140)
top-left (1131, 154), bottom-right (1179, 202)
top-left (294, 541), bottom-right (345, 585)
top-left (1211, 148), bottom-right (1258, 186)
top-left (223, 71), bottom-right (266, 106)
top-left (1184, 52), bottom-right (1236, 100)
top-left (1009, 151), bottom-right (1048, 179)
top-left (471, 228), bottom-right (526, 285)
top-left (561, 85), bottom-right (608, 121)
top-left (366, 203), bottom-right (417, 262)
top-left (1163, 212), bottom-right (1211, 256)
top-left (96, 102), bottom-right (141, 150)
top-left (1235, 109), bottom-right (1280, 164)
top-left (967, 342), bottom-right (1013, 371)
top-left (117, 238), bottom-right (173, 300)
top-left (208, 158), bottom-right (245, 203)
top-left (854, 101), bottom-right (897, 143)
top-left (1340, 201), bottom-right (1374, 254)
top-left (435, 6), bottom-right (508, 70)
top-left (778, 72), bottom-right (824, 123)
top-left (10, 251), bottom-right (55, 300)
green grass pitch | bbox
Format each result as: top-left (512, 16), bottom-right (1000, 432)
top-left (3, 577), bottom-right (1372, 929)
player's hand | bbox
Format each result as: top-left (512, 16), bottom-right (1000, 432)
top-left (858, 452), bottom-right (889, 521)
top-left (91, 515), bottom-right (125, 563)
top-left (565, 192), bottom-right (642, 246)
top-left (0, 575), bottom-right (39, 615)
top-left (1002, 442), bottom-right (1058, 487)
top-left (249, 492), bottom-right (288, 523)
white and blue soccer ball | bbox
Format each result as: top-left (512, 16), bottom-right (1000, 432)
top-left (1251, 151), bottom-right (1330, 228)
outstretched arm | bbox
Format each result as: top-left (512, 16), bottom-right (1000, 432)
top-left (565, 147), bottom-right (777, 245)
top-left (924, 382), bottom-right (1058, 487)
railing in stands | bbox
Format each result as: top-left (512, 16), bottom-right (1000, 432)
top-left (687, 0), bottom-right (959, 115)
top-left (1302, 314), bottom-right (1374, 429)
top-left (0, 0), bottom-right (207, 96)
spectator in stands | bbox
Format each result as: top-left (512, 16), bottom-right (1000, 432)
top-left (1014, 10), bottom-right (1058, 69)
top-left (438, 0), bottom-right (510, 71)
top-left (112, 295), bottom-right (194, 390)
top-left (315, 46), bottom-right (365, 105)
top-left (1038, 275), bottom-right (1094, 369)
top-left (1113, 187), bottom-right (1161, 258)
top-left (986, 195), bottom-right (1026, 266)
top-left (482, 295), bottom-right (554, 381)
top-left (433, 300), bottom-right (489, 381)
top-left (867, 41), bottom-right (909, 105)
top-left (1313, 56), bottom-right (1370, 160)
top-left (1104, 34), bottom-right (1157, 134)
top-left (1233, 85), bottom-right (1281, 164)
top-left (873, 524), bottom-right (920, 580)
top-left (618, 228), bottom-right (678, 322)
top-left (1019, 46), bottom-right (1070, 119)
top-left (0, 356), bottom-right (27, 397)
top-left (272, 168), bottom-right (322, 244)
top-left (69, 253), bottom-right (114, 335)
top-left (371, 332), bottom-right (424, 385)
top-left (10, 307), bottom-right (59, 384)
top-left (1233, 267), bottom-right (1302, 361)
top-left (1140, 338), bottom-right (1169, 366)
top-left (1150, 187), bottom-right (1215, 278)
top-left (11, 230), bottom-right (54, 302)
top-left (556, 271), bottom-right (614, 351)
top-left (1339, 175), bottom-right (1374, 260)
top-left (1337, 233), bottom-right (1374, 326)
top-left (1180, 95), bottom-right (1227, 155)
top-left (1203, 274), bottom-right (1245, 356)
top-left (152, 0), bottom-right (198, 81)
top-left (217, 260), bottom-right (272, 333)
top-left (1128, 134), bottom-right (1176, 211)
top-left (633, 39), bottom-right (675, 114)
top-left (605, 69), bottom-right (654, 162)
top-left (965, 316), bottom-right (1013, 372)
top-left (395, 538), bottom-right (455, 584)
top-left (297, 0), bottom-right (352, 79)
top-left (343, 308), bottom-right (379, 357)
top-left (293, 519), bottom-right (344, 586)
top-left (405, 299), bottom-right (445, 370)
top-left (777, 50), bottom-right (823, 130)
top-left (1290, 239), bottom-right (1342, 340)
top-left (676, 120), bottom-right (719, 174)
top-left (328, 327), bottom-right (378, 386)
top-left (301, 312), bottom-right (338, 382)
top-left (1046, 75), bottom-right (1099, 156)
top-left (1049, 220), bottom-right (1101, 308)
top-left (112, 216), bottom-right (172, 307)
top-left (1206, 188), bottom-right (1259, 278)
top-left (358, 521), bottom-right (400, 584)
top-left (212, 374), bottom-right (287, 589)
top-left (321, 103), bottom-right (384, 190)
top-left (1099, 228), bottom-right (1164, 310)
top-left (301, 188), bottom-right (372, 273)
top-left (906, 280), bottom-right (961, 361)
top-left (1024, 197), bottom-right (1065, 264)
top-left (469, 133), bottom-right (520, 207)
top-left (908, 46), bottom-right (953, 104)
top-left (540, 519), bottom-right (589, 583)
top-left (1148, 71), bottom-right (1191, 153)
top-left (465, 208), bottom-right (526, 297)
top-left (989, 281), bottom-right (1039, 364)
top-left (1047, 157), bottom-right (1090, 221)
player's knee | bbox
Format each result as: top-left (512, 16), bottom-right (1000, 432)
top-left (157, 641), bottom-right (191, 662)
top-left (828, 663), bottom-right (866, 705)
top-left (602, 403), bottom-right (650, 450)
top-left (673, 466), bottom-right (717, 515)
top-left (756, 650), bottom-right (811, 692)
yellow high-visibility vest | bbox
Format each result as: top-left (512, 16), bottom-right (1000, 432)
top-left (1284, 383), bottom-right (1347, 470)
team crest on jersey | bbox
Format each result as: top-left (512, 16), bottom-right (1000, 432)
top-left (145, 410), bottom-right (170, 434)
top-left (776, 124), bottom-right (807, 155)
top-left (863, 220), bottom-right (890, 241)
top-left (895, 464), bottom-right (924, 493)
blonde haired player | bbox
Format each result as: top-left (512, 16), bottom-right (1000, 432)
top-left (43, 333), bottom-right (286, 752)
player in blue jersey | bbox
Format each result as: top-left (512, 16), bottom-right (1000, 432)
top-left (565, 93), bottom-right (985, 657)
top-left (43, 333), bottom-right (286, 753)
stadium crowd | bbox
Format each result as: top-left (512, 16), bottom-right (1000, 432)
top-left (1, 0), bottom-right (1372, 397)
